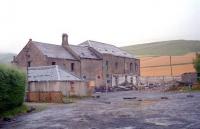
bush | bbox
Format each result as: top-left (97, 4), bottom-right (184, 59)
top-left (0, 65), bottom-right (26, 114)
top-left (194, 53), bottom-right (200, 82)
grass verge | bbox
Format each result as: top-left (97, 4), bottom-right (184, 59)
top-left (0, 104), bottom-right (28, 119)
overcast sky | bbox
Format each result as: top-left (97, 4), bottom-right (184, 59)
top-left (0, 0), bottom-right (200, 53)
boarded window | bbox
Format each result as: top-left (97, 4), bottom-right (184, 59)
top-left (71, 63), bottom-right (74, 71)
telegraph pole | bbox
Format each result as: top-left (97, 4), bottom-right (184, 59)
top-left (169, 56), bottom-right (173, 76)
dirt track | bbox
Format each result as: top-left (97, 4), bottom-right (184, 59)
top-left (1, 91), bottom-right (200, 129)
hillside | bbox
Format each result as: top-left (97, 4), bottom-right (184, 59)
top-left (122, 40), bottom-right (200, 56)
top-left (0, 53), bottom-right (16, 64)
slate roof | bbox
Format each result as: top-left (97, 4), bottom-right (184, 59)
top-left (70, 45), bottom-right (100, 59)
top-left (79, 40), bottom-right (135, 58)
top-left (28, 65), bottom-right (81, 82)
top-left (32, 41), bottom-right (76, 60)
top-left (32, 41), bottom-right (100, 60)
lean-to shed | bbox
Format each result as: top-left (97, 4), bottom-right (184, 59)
top-left (27, 65), bottom-right (88, 103)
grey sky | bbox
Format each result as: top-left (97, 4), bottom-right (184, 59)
top-left (0, 0), bottom-right (200, 53)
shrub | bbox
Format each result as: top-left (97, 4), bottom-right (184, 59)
top-left (194, 53), bottom-right (200, 82)
top-left (0, 65), bottom-right (26, 114)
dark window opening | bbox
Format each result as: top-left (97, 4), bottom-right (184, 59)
top-left (52, 62), bottom-right (56, 65)
top-left (71, 63), bottom-right (74, 71)
top-left (106, 61), bottom-right (109, 71)
top-left (135, 63), bottom-right (138, 72)
top-left (106, 74), bottom-right (109, 78)
top-left (115, 62), bottom-right (118, 69)
top-left (130, 77), bottom-right (133, 84)
top-left (70, 81), bottom-right (74, 85)
top-left (83, 76), bottom-right (86, 79)
top-left (97, 75), bottom-right (101, 79)
top-left (27, 61), bottom-right (31, 67)
top-left (130, 63), bottom-right (133, 72)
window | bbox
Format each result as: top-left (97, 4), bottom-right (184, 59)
top-left (106, 61), bottom-right (109, 71)
top-left (135, 63), bottom-right (138, 72)
top-left (115, 62), bottom-right (118, 69)
top-left (83, 75), bottom-right (86, 79)
top-left (71, 63), bottom-right (74, 71)
top-left (97, 75), bottom-right (101, 79)
top-left (130, 63), bottom-right (133, 72)
top-left (27, 61), bottom-right (31, 67)
top-left (52, 62), bottom-right (56, 65)
top-left (106, 74), bottom-right (109, 78)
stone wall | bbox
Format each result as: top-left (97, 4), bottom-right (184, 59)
top-left (80, 59), bottom-right (103, 87)
top-left (47, 57), bottom-right (80, 77)
top-left (14, 42), bottom-right (47, 69)
top-left (102, 54), bottom-right (139, 86)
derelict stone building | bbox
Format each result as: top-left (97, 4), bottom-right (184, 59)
top-left (13, 34), bottom-right (140, 87)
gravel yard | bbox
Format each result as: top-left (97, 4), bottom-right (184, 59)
top-left (1, 91), bottom-right (200, 129)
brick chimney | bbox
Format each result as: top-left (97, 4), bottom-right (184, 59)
top-left (62, 33), bottom-right (68, 47)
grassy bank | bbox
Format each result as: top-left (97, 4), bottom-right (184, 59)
top-left (0, 104), bottom-right (28, 119)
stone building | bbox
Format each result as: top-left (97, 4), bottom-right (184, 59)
top-left (13, 33), bottom-right (140, 88)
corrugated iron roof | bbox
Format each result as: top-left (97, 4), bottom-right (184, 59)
top-left (28, 65), bottom-right (82, 82)
top-left (79, 40), bottom-right (135, 58)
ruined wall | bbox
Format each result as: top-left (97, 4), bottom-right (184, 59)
top-left (80, 59), bottom-right (103, 87)
top-left (14, 42), bottom-right (47, 69)
top-left (102, 54), bottom-right (139, 86)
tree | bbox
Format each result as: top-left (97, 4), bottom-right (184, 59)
top-left (194, 53), bottom-right (200, 82)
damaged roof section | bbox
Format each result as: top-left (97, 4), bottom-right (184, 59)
top-left (79, 40), bottom-right (135, 58)
top-left (69, 45), bottom-right (101, 59)
top-left (28, 65), bottom-right (81, 82)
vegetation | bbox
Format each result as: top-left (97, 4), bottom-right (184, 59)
top-left (0, 53), bottom-right (16, 64)
top-left (194, 53), bottom-right (200, 82)
top-left (0, 64), bottom-right (26, 118)
top-left (0, 104), bottom-right (28, 118)
top-left (166, 84), bottom-right (200, 92)
top-left (121, 40), bottom-right (200, 56)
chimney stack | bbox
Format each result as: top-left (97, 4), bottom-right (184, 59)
top-left (62, 33), bottom-right (68, 47)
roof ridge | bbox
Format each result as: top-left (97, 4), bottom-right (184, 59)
top-left (32, 41), bottom-right (61, 47)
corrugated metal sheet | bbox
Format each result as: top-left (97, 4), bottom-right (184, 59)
top-left (28, 65), bottom-right (81, 81)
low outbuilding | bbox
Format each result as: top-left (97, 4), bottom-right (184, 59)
top-left (27, 65), bottom-right (88, 103)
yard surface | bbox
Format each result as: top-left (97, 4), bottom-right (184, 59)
top-left (1, 91), bottom-right (200, 129)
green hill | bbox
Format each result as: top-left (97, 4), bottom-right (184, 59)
top-left (121, 40), bottom-right (200, 57)
top-left (0, 53), bottom-right (16, 64)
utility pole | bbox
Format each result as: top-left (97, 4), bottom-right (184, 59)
top-left (169, 56), bottom-right (173, 76)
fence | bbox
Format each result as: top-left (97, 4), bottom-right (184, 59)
top-left (139, 76), bottom-right (181, 84)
